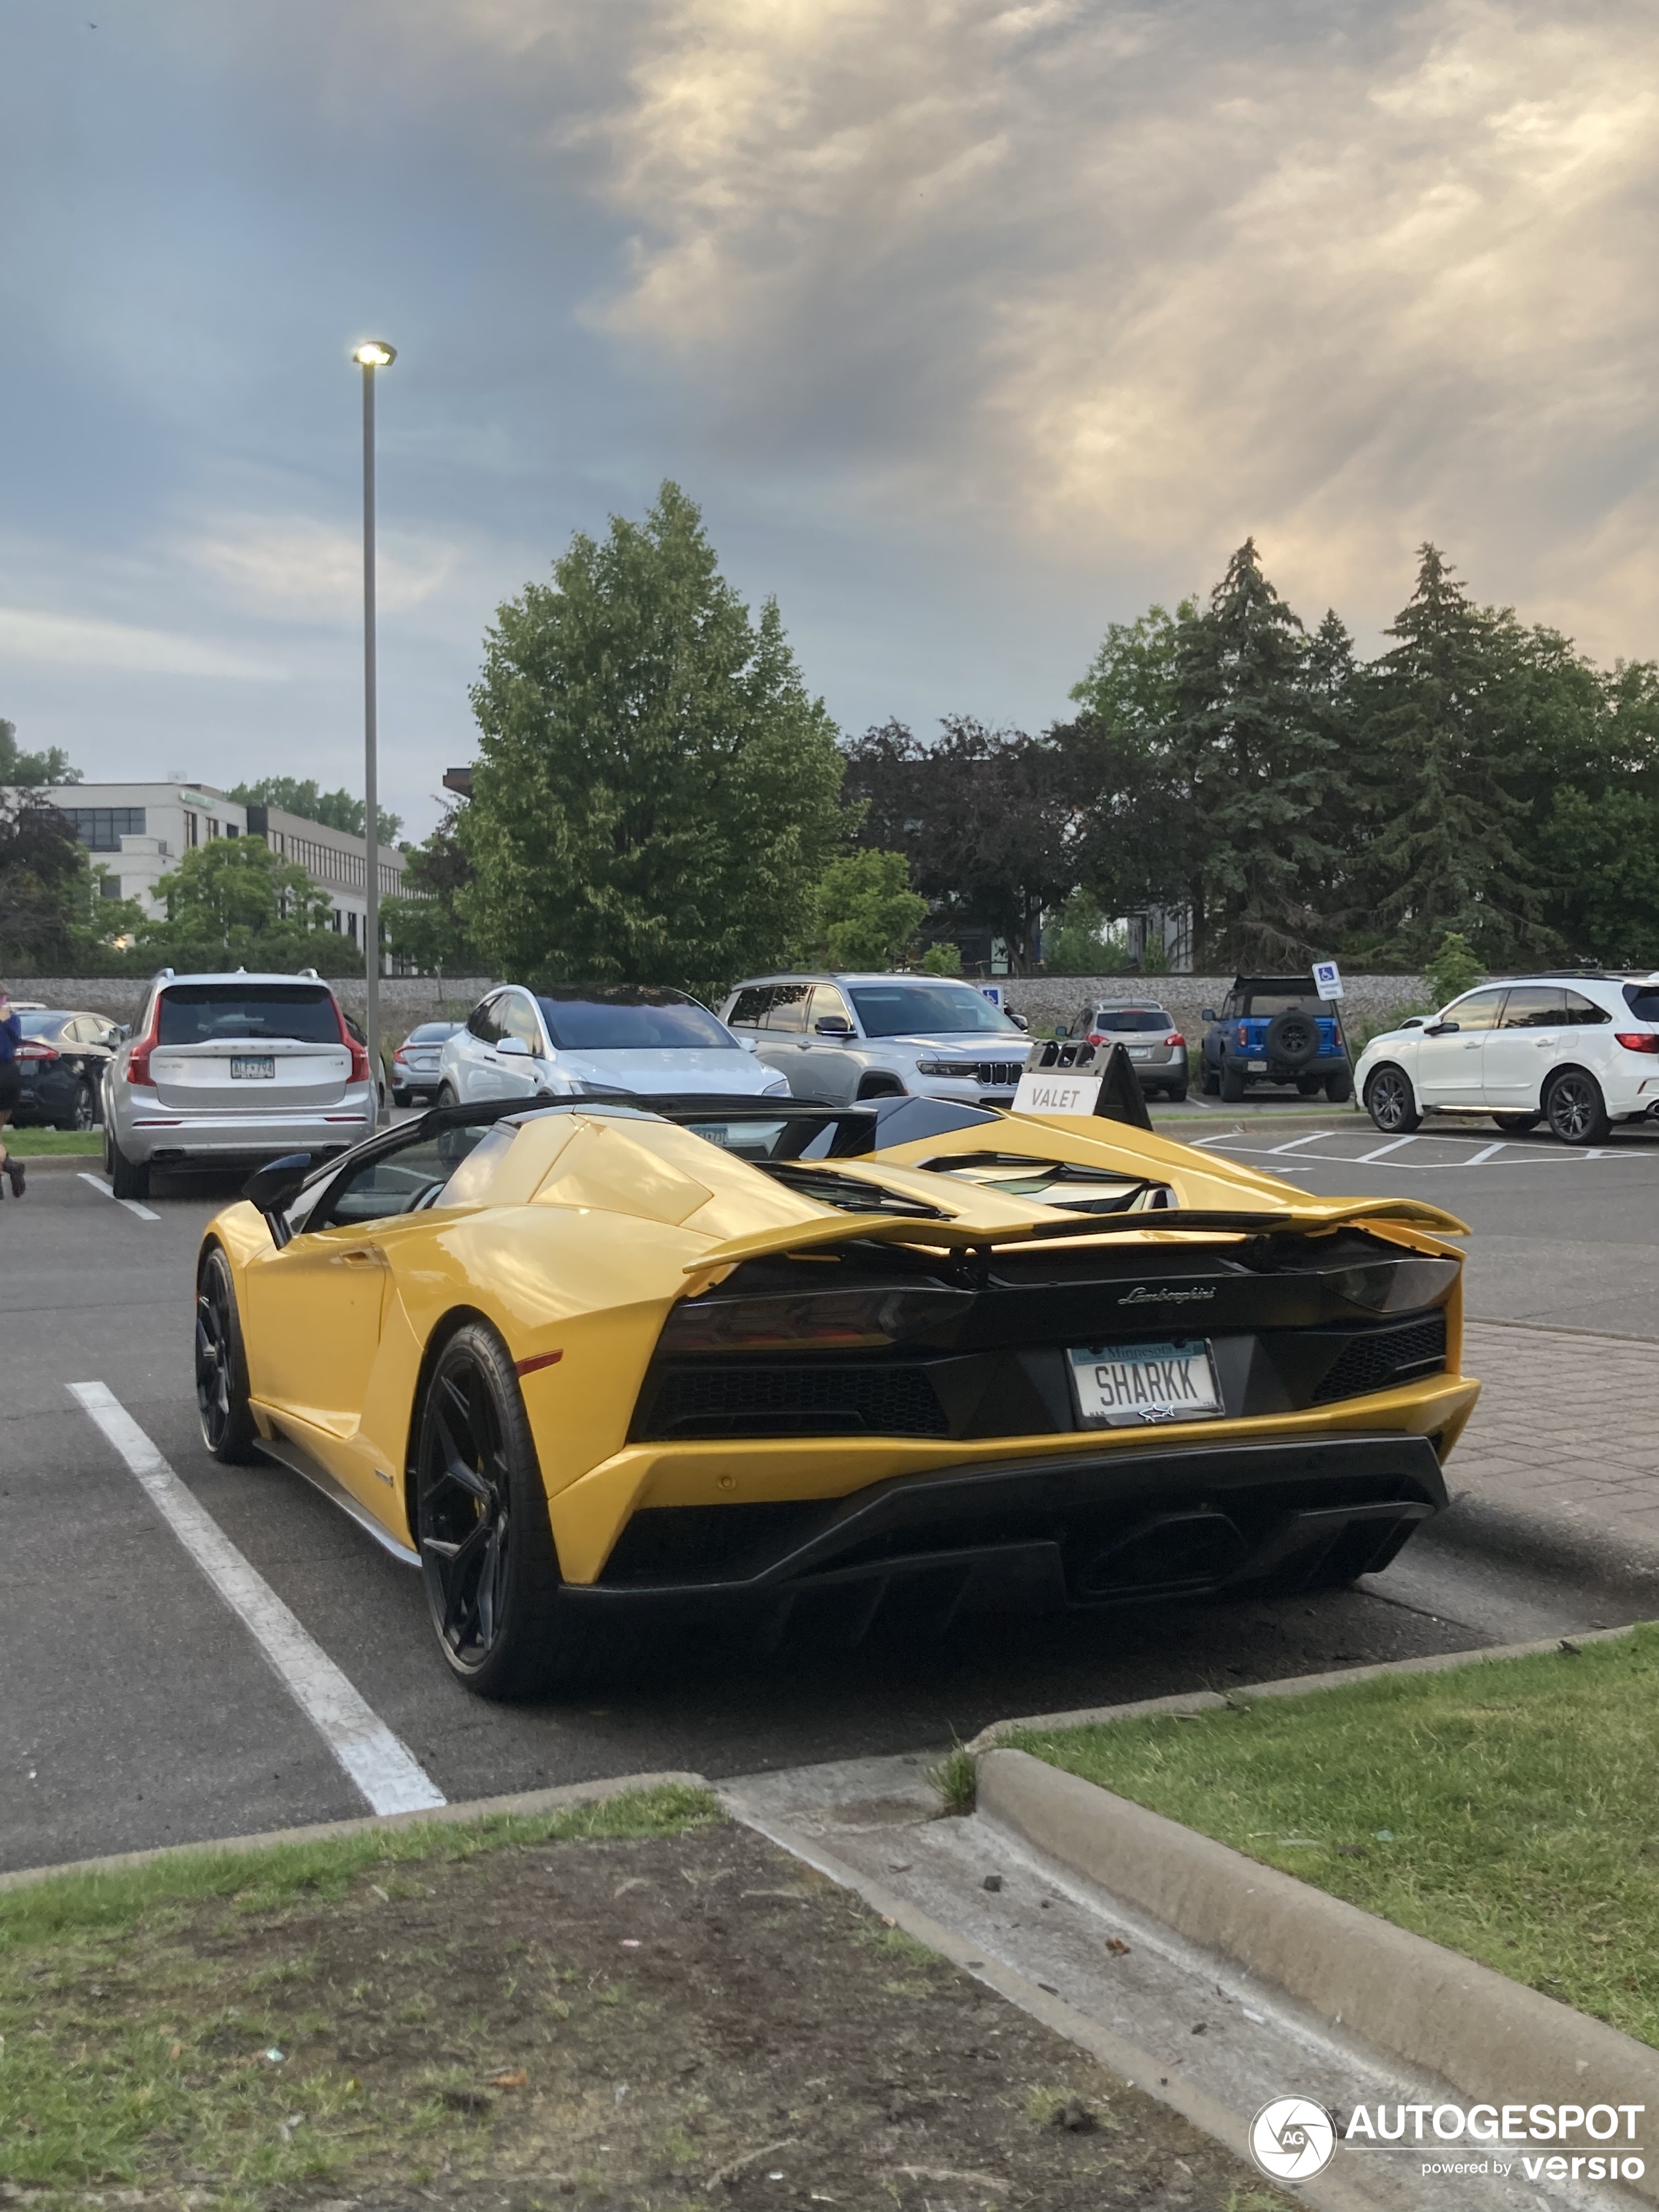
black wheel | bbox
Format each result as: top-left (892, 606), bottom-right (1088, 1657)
top-left (392, 1087), bottom-right (411, 1108)
top-left (414, 1324), bottom-right (570, 1699)
top-left (108, 1130), bottom-right (151, 1200)
top-left (1263, 1010), bottom-right (1319, 1068)
top-left (195, 1247), bottom-right (259, 1462)
top-left (1325, 1070), bottom-right (1353, 1104)
top-left (1220, 1059), bottom-right (1246, 1103)
top-left (1165, 1078), bottom-right (1188, 1102)
top-left (1544, 1069), bottom-right (1610, 1146)
top-left (1296, 1075), bottom-right (1323, 1097)
top-left (1492, 1112), bottom-right (1540, 1133)
top-left (1363, 1064), bottom-right (1421, 1134)
top-left (1200, 1063), bottom-right (1221, 1097)
top-left (58, 1081), bottom-right (97, 1133)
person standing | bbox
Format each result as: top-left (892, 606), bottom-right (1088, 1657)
top-left (0, 987), bottom-right (24, 1197)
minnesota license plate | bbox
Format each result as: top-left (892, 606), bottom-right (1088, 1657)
top-left (1127, 1047), bottom-right (1151, 1060)
top-left (1069, 1339), bottom-right (1223, 1428)
top-left (230, 1056), bottom-right (276, 1080)
top-left (1248, 1058), bottom-right (1268, 1070)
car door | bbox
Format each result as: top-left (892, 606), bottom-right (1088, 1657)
top-left (491, 991), bottom-right (547, 1100)
top-left (1413, 987), bottom-right (1509, 1105)
top-left (1483, 986), bottom-right (1569, 1108)
top-left (754, 982), bottom-right (813, 1093)
top-left (452, 995), bottom-right (504, 1100)
top-left (792, 984), bottom-right (860, 1102)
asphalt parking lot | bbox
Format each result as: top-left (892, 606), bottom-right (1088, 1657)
top-left (5, 1109), bottom-right (1656, 1877)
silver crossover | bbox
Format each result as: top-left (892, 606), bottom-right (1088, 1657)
top-left (102, 970), bottom-right (376, 1200)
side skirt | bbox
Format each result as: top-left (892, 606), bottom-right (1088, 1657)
top-left (251, 1418), bottom-right (420, 1569)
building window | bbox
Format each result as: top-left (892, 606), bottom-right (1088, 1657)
top-left (61, 807), bottom-right (146, 851)
top-left (100, 875), bottom-right (125, 900)
top-left (225, 822), bottom-right (239, 837)
top-left (347, 911), bottom-right (358, 941)
top-left (206, 818), bottom-right (219, 839)
top-left (185, 812), bottom-right (199, 847)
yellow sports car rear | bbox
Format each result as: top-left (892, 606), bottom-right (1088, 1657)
top-left (195, 1087), bottom-right (1477, 1697)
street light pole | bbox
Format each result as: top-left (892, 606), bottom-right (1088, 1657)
top-left (351, 340), bottom-right (396, 1124)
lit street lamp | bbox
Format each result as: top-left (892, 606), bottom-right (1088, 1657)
top-left (351, 339), bottom-right (396, 1123)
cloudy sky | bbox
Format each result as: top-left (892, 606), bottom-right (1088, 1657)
top-left (3, 0), bottom-right (1656, 838)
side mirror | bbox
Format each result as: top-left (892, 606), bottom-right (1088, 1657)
top-left (737, 1033), bottom-right (759, 1051)
top-left (1010, 1012), bottom-right (1029, 1031)
top-left (1425, 1019), bottom-right (1458, 1036)
top-left (1200, 1008), bottom-right (1217, 1024)
top-left (242, 1153), bottom-right (314, 1244)
top-left (496, 1036), bottom-right (532, 1057)
top-left (814, 1017), bottom-right (854, 1035)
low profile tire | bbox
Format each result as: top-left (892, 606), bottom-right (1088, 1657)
top-left (1325, 1069), bottom-right (1353, 1104)
top-left (1363, 1064), bottom-right (1421, 1134)
top-left (1493, 1111), bottom-right (1541, 1133)
top-left (195, 1247), bottom-right (260, 1462)
top-left (108, 1130), bottom-right (151, 1200)
top-left (1219, 1059), bottom-right (1246, 1103)
top-left (1544, 1069), bottom-right (1611, 1147)
top-left (414, 1324), bottom-right (571, 1699)
top-left (59, 1081), bottom-right (97, 1134)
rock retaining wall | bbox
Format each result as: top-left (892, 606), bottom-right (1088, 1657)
top-left (1005, 973), bottom-right (1432, 1040)
top-left (1, 976), bottom-right (497, 1031)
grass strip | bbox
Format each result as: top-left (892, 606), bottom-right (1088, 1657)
top-left (3, 1127), bottom-right (103, 1155)
top-left (1007, 1626), bottom-right (1659, 2049)
top-left (0, 1785), bottom-right (720, 2202)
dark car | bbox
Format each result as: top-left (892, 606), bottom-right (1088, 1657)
top-left (12, 1009), bottom-right (124, 1130)
top-left (1199, 976), bottom-right (1351, 1104)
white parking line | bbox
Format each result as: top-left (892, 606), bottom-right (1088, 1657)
top-left (1354, 1134), bottom-right (1420, 1162)
top-left (1462, 1142), bottom-right (1507, 1165)
top-left (1266, 1131), bottom-right (1331, 1154)
top-left (77, 1170), bottom-right (159, 1222)
top-left (69, 1381), bottom-right (445, 1818)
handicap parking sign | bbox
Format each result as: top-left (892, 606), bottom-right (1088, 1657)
top-left (1312, 960), bottom-right (1344, 1001)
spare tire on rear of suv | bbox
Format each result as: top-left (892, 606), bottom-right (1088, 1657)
top-left (1263, 1007), bottom-right (1319, 1068)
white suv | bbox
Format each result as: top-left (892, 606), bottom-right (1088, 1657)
top-left (103, 970), bottom-right (376, 1199)
top-left (719, 972), bottom-right (1034, 1107)
top-left (1356, 973), bottom-right (1659, 1145)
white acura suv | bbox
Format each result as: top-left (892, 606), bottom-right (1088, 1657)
top-left (1357, 973), bottom-right (1659, 1145)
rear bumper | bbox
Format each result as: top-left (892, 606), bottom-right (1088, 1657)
top-left (561, 1430), bottom-right (1447, 1631)
top-left (117, 1096), bottom-right (375, 1163)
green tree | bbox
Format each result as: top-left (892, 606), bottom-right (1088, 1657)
top-left (1355, 547), bottom-right (1549, 967)
top-left (0, 792), bottom-right (91, 966)
top-left (0, 716), bottom-right (80, 788)
top-left (227, 777), bottom-right (401, 844)
top-left (1526, 656), bottom-right (1659, 965)
top-left (383, 805), bottom-right (485, 974)
top-left (460, 483), bottom-right (846, 998)
top-left (1422, 930), bottom-right (1483, 1008)
top-left (1042, 888), bottom-right (1129, 975)
top-left (918, 940), bottom-right (962, 976)
top-left (1067, 601), bottom-right (1196, 735)
top-left (138, 837), bottom-right (353, 973)
top-left (807, 848), bottom-right (926, 969)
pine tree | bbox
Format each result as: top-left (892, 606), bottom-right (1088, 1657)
top-left (1357, 546), bottom-right (1547, 965)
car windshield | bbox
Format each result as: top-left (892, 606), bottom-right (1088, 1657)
top-left (157, 986), bottom-right (341, 1046)
top-left (404, 1023), bottom-right (455, 1044)
top-left (1092, 1008), bottom-right (1170, 1033)
top-left (1241, 992), bottom-right (1315, 1016)
top-left (848, 984), bottom-right (1018, 1037)
top-left (1622, 986), bottom-right (1659, 1023)
top-left (18, 1012), bottom-right (67, 1038)
top-left (536, 991), bottom-right (735, 1051)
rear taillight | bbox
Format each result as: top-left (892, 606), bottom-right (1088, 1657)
top-left (125, 998), bottom-right (161, 1085)
top-left (1615, 1032), bottom-right (1659, 1053)
top-left (17, 1042), bottom-right (57, 1063)
top-left (334, 1001), bottom-right (372, 1082)
top-left (1165, 1033), bottom-right (1185, 1048)
top-left (1087, 1032), bottom-right (1106, 1044)
top-left (1237, 1024), bottom-right (1249, 1048)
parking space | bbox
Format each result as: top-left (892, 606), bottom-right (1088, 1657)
top-left (5, 1113), bottom-right (1654, 1876)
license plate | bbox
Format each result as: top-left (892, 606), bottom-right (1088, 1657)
top-left (1127, 1047), bottom-right (1151, 1061)
top-left (1248, 1059), bottom-right (1268, 1070)
top-left (230, 1056), bottom-right (276, 1080)
top-left (1069, 1339), bottom-right (1223, 1428)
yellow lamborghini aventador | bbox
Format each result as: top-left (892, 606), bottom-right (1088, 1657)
top-left (195, 1077), bottom-right (1479, 1697)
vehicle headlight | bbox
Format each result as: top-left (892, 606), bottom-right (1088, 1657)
top-left (762, 1074), bottom-right (792, 1095)
top-left (659, 1284), bottom-right (971, 1353)
top-left (914, 1060), bottom-right (974, 1078)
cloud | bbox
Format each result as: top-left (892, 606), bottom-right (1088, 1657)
top-left (0, 606), bottom-right (286, 681)
top-left (180, 515), bottom-right (460, 626)
top-left (547, 0), bottom-right (1659, 650)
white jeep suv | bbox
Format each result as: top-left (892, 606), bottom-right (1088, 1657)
top-left (1356, 973), bottom-right (1659, 1146)
top-left (719, 972), bottom-right (1034, 1107)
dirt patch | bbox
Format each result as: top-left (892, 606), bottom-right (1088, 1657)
top-left (0, 1798), bottom-right (1289, 2211)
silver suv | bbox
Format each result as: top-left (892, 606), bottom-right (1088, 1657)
top-left (718, 971), bottom-right (1034, 1107)
top-left (1064, 998), bottom-right (1188, 1102)
top-left (103, 970), bottom-right (376, 1200)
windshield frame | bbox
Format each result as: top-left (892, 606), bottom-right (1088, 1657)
top-left (846, 982), bottom-right (1021, 1038)
top-left (534, 989), bottom-right (739, 1053)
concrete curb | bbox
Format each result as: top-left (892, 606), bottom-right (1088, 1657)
top-left (1, 1151), bottom-right (101, 1174)
top-left (1425, 1490), bottom-right (1659, 1605)
top-left (963, 1621), bottom-right (1643, 1752)
top-left (0, 1769), bottom-right (709, 1893)
top-left (976, 1745), bottom-right (1659, 2201)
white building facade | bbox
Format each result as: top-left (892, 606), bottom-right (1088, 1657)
top-left (32, 781), bottom-right (410, 958)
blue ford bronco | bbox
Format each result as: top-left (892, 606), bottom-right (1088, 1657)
top-left (1199, 974), bottom-right (1351, 1104)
